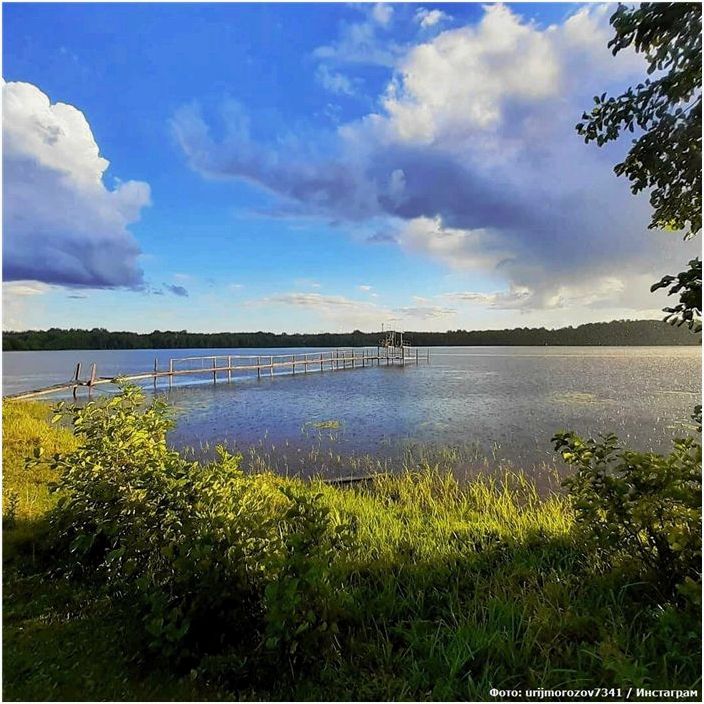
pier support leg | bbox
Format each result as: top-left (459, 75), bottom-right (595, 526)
top-left (72, 362), bottom-right (81, 400)
top-left (228, 356), bottom-right (232, 384)
top-left (257, 356), bottom-right (261, 380)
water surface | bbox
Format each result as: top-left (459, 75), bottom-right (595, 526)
top-left (3, 346), bottom-right (700, 477)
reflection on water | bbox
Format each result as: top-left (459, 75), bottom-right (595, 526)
top-left (3, 346), bottom-right (701, 477)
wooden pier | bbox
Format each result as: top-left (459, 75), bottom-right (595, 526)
top-left (6, 346), bottom-right (430, 401)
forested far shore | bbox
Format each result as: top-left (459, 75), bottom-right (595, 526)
top-left (2, 319), bottom-right (700, 350)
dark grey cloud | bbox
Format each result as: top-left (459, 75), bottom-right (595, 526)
top-left (172, 104), bottom-right (535, 233)
top-left (164, 284), bottom-right (189, 297)
top-left (171, 100), bottom-right (666, 294)
top-left (172, 102), bottom-right (377, 222)
top-left (368, 146), bottom-right (539, 232)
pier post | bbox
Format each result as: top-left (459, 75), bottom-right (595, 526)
top-left (320, 352), bottom-right (323, 372)
top-left (153, 358), bottom-right (158, 389)
top-left (416, 348), bottom-right (419, 365)
top-left (304, 353), bottom-right (308, 373)
top-left (72, 362), bottom-right (81, 400)
top-left (89, 363), bottom-right (97, 397)
top-left (169, 359), bottom-right (173, 388)
top-left (228, 356), bottom-right (232, 384)
top-left (212, 357), bottom-right (216, 384)
top-left (270, 356), bottom-right (274, 377)
top-left (257, 356), bottom-right (261, 380)
top-left (292, 354), bottom-right (295, 374)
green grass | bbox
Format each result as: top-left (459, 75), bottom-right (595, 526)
top-left (2, 400), bottom-right (78, 562)
top-left (2, 400), bottom-right (701, 701)
top-left (2, 400), bottom-right (77, 519)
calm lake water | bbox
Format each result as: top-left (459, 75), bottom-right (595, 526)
top-left (3, 346), bottom-right (701, 478)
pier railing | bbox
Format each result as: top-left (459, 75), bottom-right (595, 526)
top-left (6, 346), bottom-right (430, 401)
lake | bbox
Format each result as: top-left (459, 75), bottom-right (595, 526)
top-left (3, 346), bottom-right (701, 479)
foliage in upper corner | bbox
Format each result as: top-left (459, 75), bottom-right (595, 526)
top-left (651, 257), bottom-right (702, 332)
top-left (576, 3), bottom-right (702, 331)
top-left (576, 2), bottom-right (702, 238)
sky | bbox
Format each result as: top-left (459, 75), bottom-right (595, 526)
top-left (2, 1), bottom-right (699, 333)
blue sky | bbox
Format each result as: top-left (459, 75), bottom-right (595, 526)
top-left (2, 2), bottom-right (698, 333)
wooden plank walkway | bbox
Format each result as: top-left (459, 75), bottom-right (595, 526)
top-left (5, 346), bottom-right (430, 401)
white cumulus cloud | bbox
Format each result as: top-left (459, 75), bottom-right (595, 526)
top-left (415, 8), bottom-right (450, 30)
top-left (372, 4), bottom-right (394, 28)
top-left (313, 3), bottom-right (401, 67)
top-left (2, 81), bottom-right (150, 288)
top-left (315, 64), bottom-right (358, 96)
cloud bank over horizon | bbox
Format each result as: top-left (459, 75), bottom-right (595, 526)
top-left (172, 3), bottom-right (697, 317)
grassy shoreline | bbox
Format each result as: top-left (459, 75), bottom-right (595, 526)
top-left (2, 399), bottom-right (701, 701)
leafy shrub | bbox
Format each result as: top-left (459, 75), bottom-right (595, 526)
top-left (553, 425), bottom-right (701, 592)
top-left (43, 386), bottom-right (197, 574)
top-left (33, 385), bottom-right (352, 669)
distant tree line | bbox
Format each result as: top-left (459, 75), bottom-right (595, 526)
top-left (2, 319), bottom-right (700, 351)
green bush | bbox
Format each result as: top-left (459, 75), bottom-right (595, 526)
top-left (262, 485), bottom-right (352, 664)
top-left (35, 385), bottom-right (351, 668)
top-left (553, 422), bottom-right (701, 593)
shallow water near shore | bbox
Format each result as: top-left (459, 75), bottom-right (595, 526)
top-left (3, 345), bottom-right (700, 478)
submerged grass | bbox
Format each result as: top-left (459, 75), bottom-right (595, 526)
top-left (2, 399), bottom-right (701, 701)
